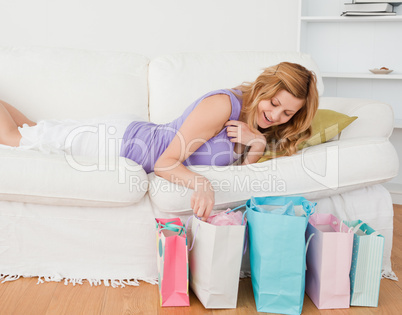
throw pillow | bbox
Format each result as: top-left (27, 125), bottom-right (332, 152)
top-left (257, 109), bottom-right (358, 163)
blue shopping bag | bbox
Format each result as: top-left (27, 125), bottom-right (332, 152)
top-left (243, 196), bottom-right (315, 315)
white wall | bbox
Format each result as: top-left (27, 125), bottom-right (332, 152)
top-left (0, 0), bottom-right (299, 58)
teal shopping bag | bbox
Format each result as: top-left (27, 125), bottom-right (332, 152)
top-left (344, 220), bottom-right (384, 307)
top-left (245, 196), bottom-right (315, 315)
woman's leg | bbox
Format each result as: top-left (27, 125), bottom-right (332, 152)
top-left (0, 100), bottom-right (35, 147)
top-left (0, 100), bottom-right (36, 127)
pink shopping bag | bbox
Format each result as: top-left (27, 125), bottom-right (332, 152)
top-left (305, 213), bottom-right (354, 309)
top-left (155, 218), bottom-right (189, 307)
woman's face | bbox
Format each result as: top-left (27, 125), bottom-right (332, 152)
top-left (257, 90), bottom-right (304, 129)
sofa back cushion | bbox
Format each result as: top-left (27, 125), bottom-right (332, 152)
top-left (148, 51), bottom-right (324, 124)
top-left (0, 46), bottom-right (150, 121)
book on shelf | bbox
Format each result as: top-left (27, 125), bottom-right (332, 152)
top-left (341, 11), bottom-right (396, 16)
top-left (352, 0), bottom-right (402, 4)
top-left (344, 3), bottom-right (394, 12)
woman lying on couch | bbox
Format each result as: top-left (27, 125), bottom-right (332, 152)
top-left (0, 62), bottom-right (319, 220)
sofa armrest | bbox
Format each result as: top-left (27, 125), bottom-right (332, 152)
top-left (149, 137), bottom-right (399, 213)
top-left (0, 148), bottom-right (148, 207)
top-left (319, 97), bottom-right (394, 139)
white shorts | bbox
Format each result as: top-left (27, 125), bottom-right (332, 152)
top-left (17, 115), bottom-right (144, 158)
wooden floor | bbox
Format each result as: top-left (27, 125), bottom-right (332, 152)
top-left (1, 205), bottom-right (401, 315)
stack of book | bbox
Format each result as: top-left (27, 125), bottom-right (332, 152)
top-left (341, 0), bottom-right (401, 16)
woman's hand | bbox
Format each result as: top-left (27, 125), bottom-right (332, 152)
top-left (225, 120), bottom-right (267, 149)
top-left (191, 177), bottom-right (215, 221)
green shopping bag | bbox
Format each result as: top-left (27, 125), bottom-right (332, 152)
top-left (243, 196), bottom-right (315, 314)
top-left (344, 220), bottom-right (384, 307)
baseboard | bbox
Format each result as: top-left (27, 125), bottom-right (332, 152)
top-left (390, 193), bottom-right (402, 206)
top-left (383, 182), bottom-right (402, 205)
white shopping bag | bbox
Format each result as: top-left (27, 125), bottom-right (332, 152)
top-left (188, 214), bottom-right (246, 309)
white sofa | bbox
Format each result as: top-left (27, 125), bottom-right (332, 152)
top-left (0, 46), bottom-right (399, 286)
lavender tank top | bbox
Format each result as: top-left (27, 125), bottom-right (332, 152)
top-left (120, 89), bottom-right (243, 173)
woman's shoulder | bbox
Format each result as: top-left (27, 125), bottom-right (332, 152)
top-left (179, 89), bottom-right (242, 126)
top-left (196, 90), bottom-right (242, 123)
top-left (204, 92), bottom-right (231, 103)
top-left (202, 89), bottom-right (242, 107)
top-left (205, 89), bottom-right (242, 120)
top-left (197, 93), bottom-right (232, 117)
top-left (202, 88), bottom-right (242, 98)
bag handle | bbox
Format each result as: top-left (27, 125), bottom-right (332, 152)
top-left (185, 215), bottom-right (200, 252)
top-left (226, 204), bottom-right (248, 255)
top-left (186, 204), bottom-right (248, 253)
top-left (337, 220), bottom-right (353, 233)
top-left (305, 233), bottom-right (315, 270)
top-left (213, 203), bottom-right (247, 224)
top-left (302, 200), bottom-right (317, 217)
top-left (306, 233), bottom-right (315, 254)
top-left (226, 204), bottom-right (247, 225)
top-left (157, 220), bottom-right (186, 236)
top-left (349, 221), bottom-right (379, 236)
top-left (351, 221), bottom-right (365, 234)
top-left (188, 221), bottom-right (199, 251)
top-left (343, 220), bottom-right (380, 237)
top-left (243, 224), bottom-right (249, 255)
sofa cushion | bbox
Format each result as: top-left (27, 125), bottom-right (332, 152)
top-left (0, 46), bottom-right (150, 121)
top-left (319, 97), bottom-right (394, 139)
top-left (148, 51), bottom-right (324, 124)
top-left (148, 138), bottom-right (399, 212)
top-left (257, 109), bottom-right (358, 162)
top-left (0, 147), bottom-right (148, 207)
top-left (304, 109), bottom-right (358, 146)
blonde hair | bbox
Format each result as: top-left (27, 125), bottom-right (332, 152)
top-left (234, 62), bottom-right (319, 157)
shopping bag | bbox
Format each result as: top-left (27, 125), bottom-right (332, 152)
top-left (344, 220), bottom-right (384, 307)
top-left (305, 213), bottom-right (354, 309)
top-left (155, 217), bottom-right (189, 307)
top-left (246, 196), bottom-right (316, 315)
top-left (188, 209), bottom-right (246, 309)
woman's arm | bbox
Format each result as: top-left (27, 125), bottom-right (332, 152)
top-left (240, 140), bottom-right (267, 165)
top-left (225, 120), bottom-right (267, 165)
top-left (154, 94), bottom-right (232, 221)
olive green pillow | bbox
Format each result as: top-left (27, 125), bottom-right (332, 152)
top-left (257, 109), bottom-right (358, 162)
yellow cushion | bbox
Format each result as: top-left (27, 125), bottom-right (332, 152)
top-left (257, 109), bottom-right (358, 163)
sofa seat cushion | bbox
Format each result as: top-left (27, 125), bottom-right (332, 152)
top-left (148, 137), bottom-right (399, 212)
top-left (0, 147), bottom-right (148, 207)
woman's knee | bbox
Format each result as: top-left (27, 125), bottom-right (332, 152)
top-left (0, 128), bottom-right (22, 147)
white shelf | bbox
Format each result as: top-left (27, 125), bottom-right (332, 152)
top-left (299, 0), bottom-right (402, 129)
top-left (322, 72), bottom-right (402, 80)
top-left (301, 16), bottom-right (402, 22)
top-left (300, 2), bottom-right (402, 198)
